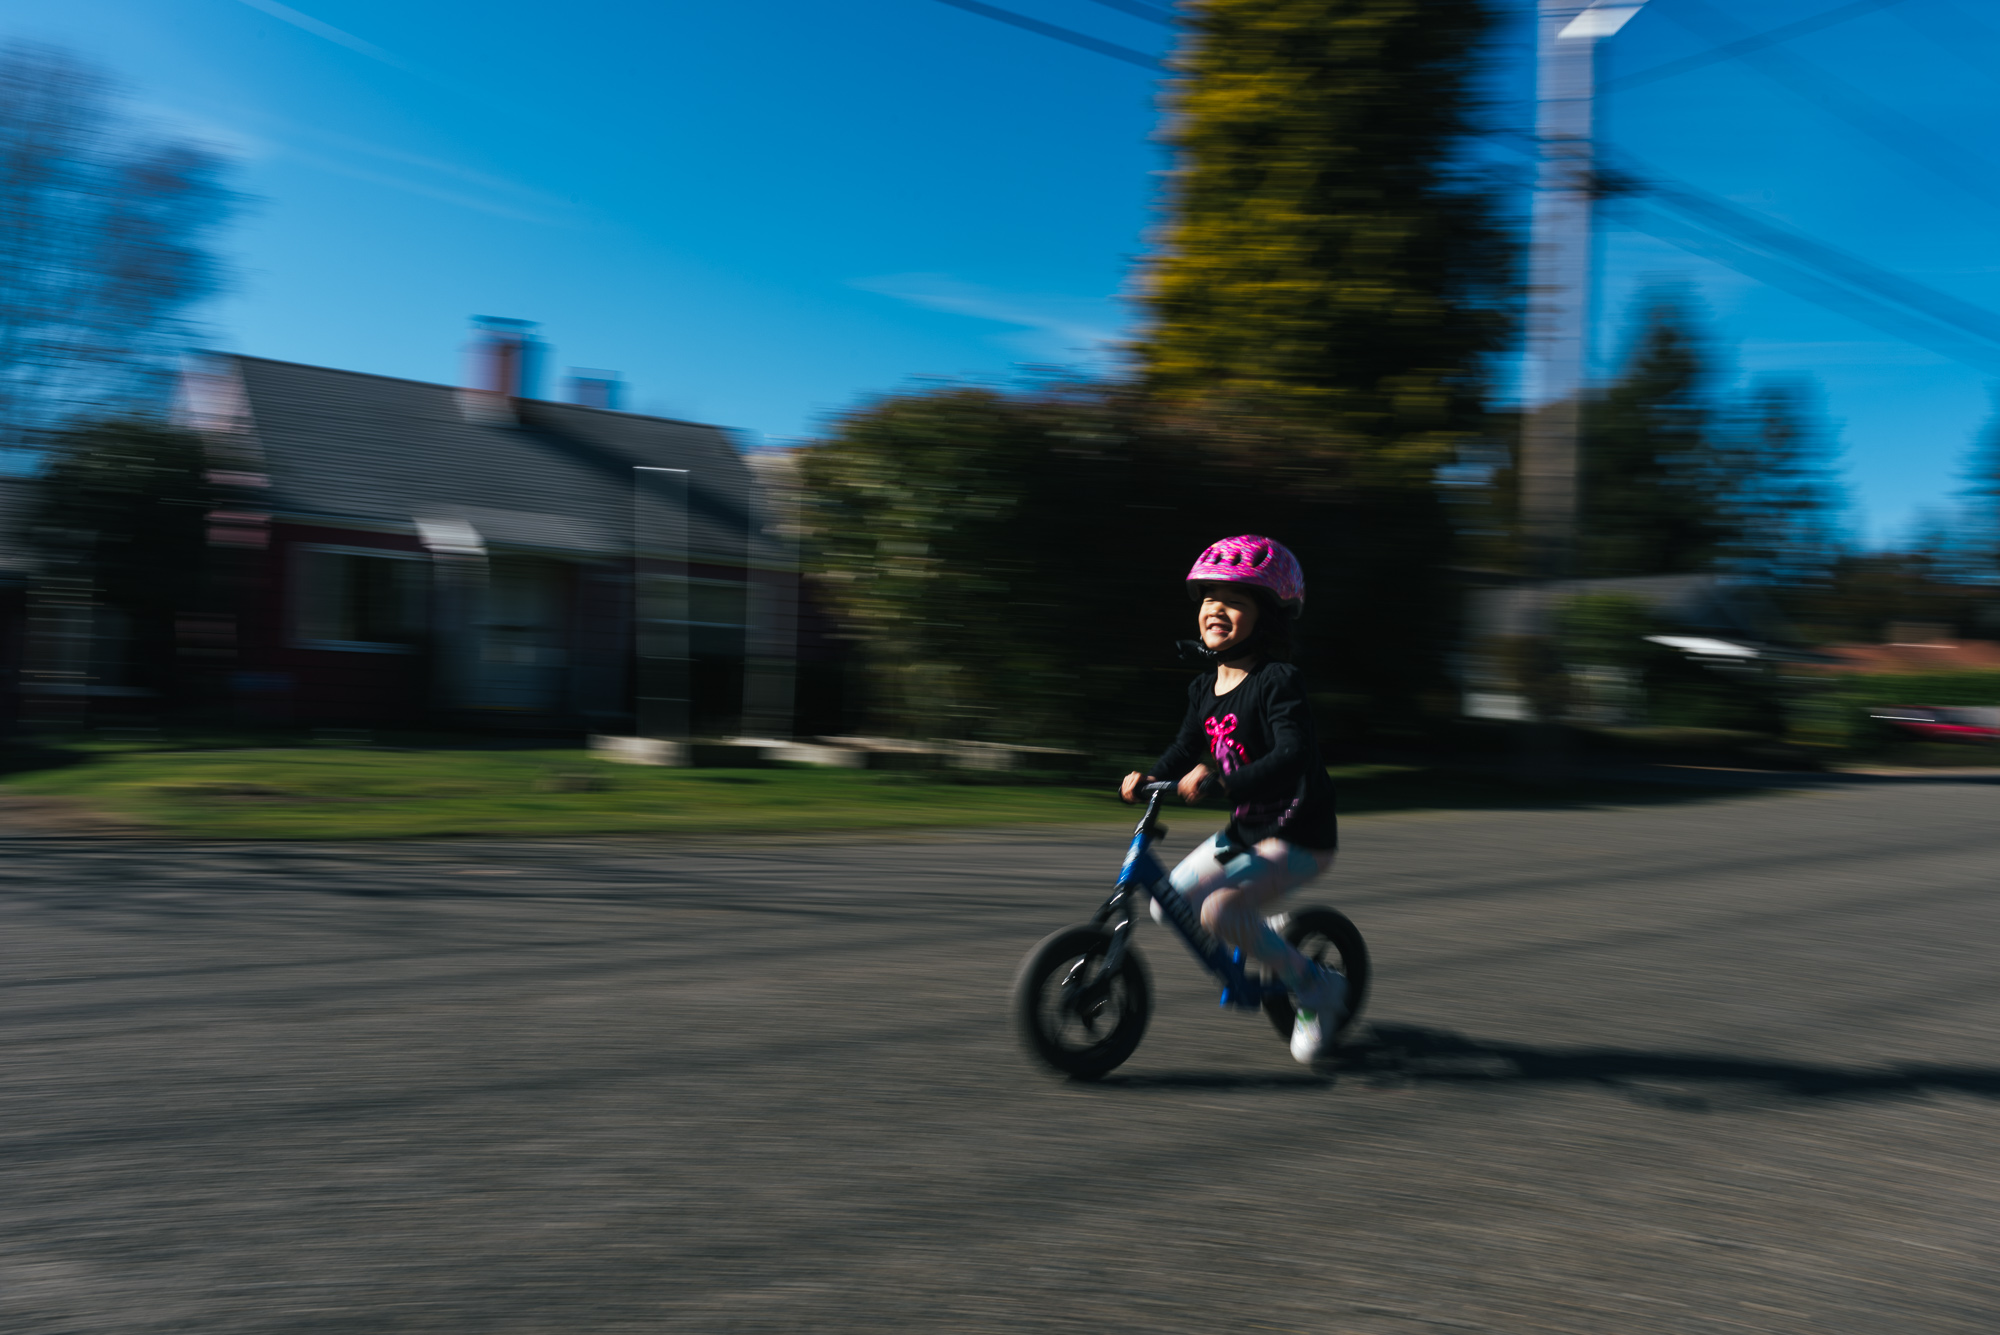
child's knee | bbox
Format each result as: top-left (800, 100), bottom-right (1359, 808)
top-left (1200, 888), bottom-right (1250, 936)
top-left (1198, 893), bottom-right (1228, 936)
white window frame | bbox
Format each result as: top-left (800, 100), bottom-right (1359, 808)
top-left (291, 542), bottom-right (431, 654)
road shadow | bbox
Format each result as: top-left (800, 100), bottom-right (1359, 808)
top-left (1345, 1024), bottom-right (2000, 1107)
top-left (1094, 1024), bottom-right (2000, 1108)
top-left (1337, 763), bottom-right (2000, 819)
top-left (1096, 1071), bottom-right (1333, 1091)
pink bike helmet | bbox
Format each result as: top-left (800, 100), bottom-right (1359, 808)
top-left (1186, 535), bottom-right (1304, 617)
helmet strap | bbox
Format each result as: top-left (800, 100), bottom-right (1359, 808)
top-left (1177, 628), bottom-right (1264, 668)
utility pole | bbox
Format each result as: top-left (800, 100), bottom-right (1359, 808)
top-left (1515, 1), bottom-right (1645, 770)
top-left (1521, 1), bottom-right (1647, 581)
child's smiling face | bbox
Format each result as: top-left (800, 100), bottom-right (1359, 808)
top-left (1196, 584), bottom-right (1260, 654)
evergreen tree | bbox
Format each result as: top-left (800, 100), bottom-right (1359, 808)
top-left (1720, 377), bottom-right (1848, 589)
top-left (1954, 400), bottom-right (2000, 583)
top-left (1580, 292), bottom-right (1732, 577)
top-left (1137, 0), bottom-right (1511, 478)
top-left (1127, 0), bottom-right (1510, 728)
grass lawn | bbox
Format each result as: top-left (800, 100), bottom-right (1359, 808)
top-left (0, 743), bottom-right (1756, 840)
top-left (0, 747), bottom-right (1139, 839)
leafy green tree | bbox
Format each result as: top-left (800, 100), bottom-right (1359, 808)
top-left (1139, 0), bottom-right (1511, 478)
top-left (800, 386), bottom-right (1177, 750)
top-left (802, 382), bottom-right (1465, 752)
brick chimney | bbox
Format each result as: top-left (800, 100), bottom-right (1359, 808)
top-left (467, 316), bottom-right (542, 399)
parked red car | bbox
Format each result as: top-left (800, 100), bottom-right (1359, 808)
top-left (1871, 706), bottom-right (2000, 743)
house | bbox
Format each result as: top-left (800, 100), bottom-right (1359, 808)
top-left (163, 334), bottom-right (767, 733)
top-left (1459, 574), bottom-right (1794, 723)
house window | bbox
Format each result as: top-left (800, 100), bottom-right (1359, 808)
top-left (689, 580), bottom-right (747, 630)
top-left (294, 545), bottom-right (429, 652)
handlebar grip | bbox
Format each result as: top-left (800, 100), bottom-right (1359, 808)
top-left (1141, 777), bottom-right (1217, 799)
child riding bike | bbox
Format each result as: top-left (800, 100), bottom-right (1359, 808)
top-left (1119, 535), bottom-right (1347, 1064)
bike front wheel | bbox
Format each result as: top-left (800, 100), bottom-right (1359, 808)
top-left (1261, 906), bottom-right (1370, 1050)
top-left (1012, 924), bottom-right (1151, 1081)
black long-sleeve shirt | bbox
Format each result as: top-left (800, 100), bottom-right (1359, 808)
top-left (1148, 660), bottom-right (1338, 849)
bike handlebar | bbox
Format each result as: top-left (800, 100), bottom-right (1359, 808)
top-left (1138, 777), bottom-right (1213, 800)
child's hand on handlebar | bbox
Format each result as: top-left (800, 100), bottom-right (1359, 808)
top-left (1178, 765), bottom-right (1214, 804)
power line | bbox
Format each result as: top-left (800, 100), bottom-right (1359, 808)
top-left (1659, 0), bottom-right (2000, 221)
top-left (1083, 0), bottom-right (1177, 26)
top-left (1605, 155), bottom-right (2000, 374)
top-left (1891, 0), bottom-right (2000, 80)
top-left (1615, 202), bottom-right (2000, 376)
top-left (1603, 0), bottom-right (1908, 93)
top-left (1480, 129), bottom-right (2000, 378)
top-left (926, 0), bottom-right (1165, 70)
top-left (1629, 161), bottom-right (2000, 351)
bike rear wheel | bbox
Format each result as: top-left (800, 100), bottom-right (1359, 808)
top-left (1261, 906), bottom-right (1370, 1050)
top-left (1013, 924), bottom-right (1151, 1080)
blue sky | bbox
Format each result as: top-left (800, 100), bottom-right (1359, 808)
top-left (12, 0), bottom-right (2000, 546)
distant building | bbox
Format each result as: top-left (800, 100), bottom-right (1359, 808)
top-left (156, 346), bottom-right (763, 732)
top-left (1460, 574), bottom-right (1793, 724)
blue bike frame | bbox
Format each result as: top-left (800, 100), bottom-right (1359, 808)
top-left (1090, 783), bottom-right (1275, 1011)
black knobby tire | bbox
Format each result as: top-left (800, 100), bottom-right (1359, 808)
top-left (1012, 924), bottom-right (1152, 1081)
top-left (1261, 906), bottom-right (1370, 1048)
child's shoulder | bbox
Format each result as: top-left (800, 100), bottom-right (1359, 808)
top-left (1251, 661), bottom-right (1312, 702)
top-left (1257, 660), bottom-right (1305, 688)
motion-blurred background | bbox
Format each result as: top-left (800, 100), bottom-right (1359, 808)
top-left (6, 0), bottom-right (2000, 808)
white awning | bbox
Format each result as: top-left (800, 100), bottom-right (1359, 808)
top-left (416, 517), bottom-right (485, 557)
top-left (1645, 635), bottom-right (1759, 660)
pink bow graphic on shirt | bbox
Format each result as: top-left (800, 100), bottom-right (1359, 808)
top-left (1205, 713), bottom-right (1248, 774)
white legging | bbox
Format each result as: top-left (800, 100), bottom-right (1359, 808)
top-left (1155, 833), bottom-right (1336, 990)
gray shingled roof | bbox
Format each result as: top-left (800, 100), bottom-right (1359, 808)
top-left (217, 355), bottom-right (754, 564)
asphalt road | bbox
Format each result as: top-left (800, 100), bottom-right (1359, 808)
top-left (4, 776), bottom-right (1998, 1334)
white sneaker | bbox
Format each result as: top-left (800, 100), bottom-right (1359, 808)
top-left (1289, 968), bottom-right (1348, 1065)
